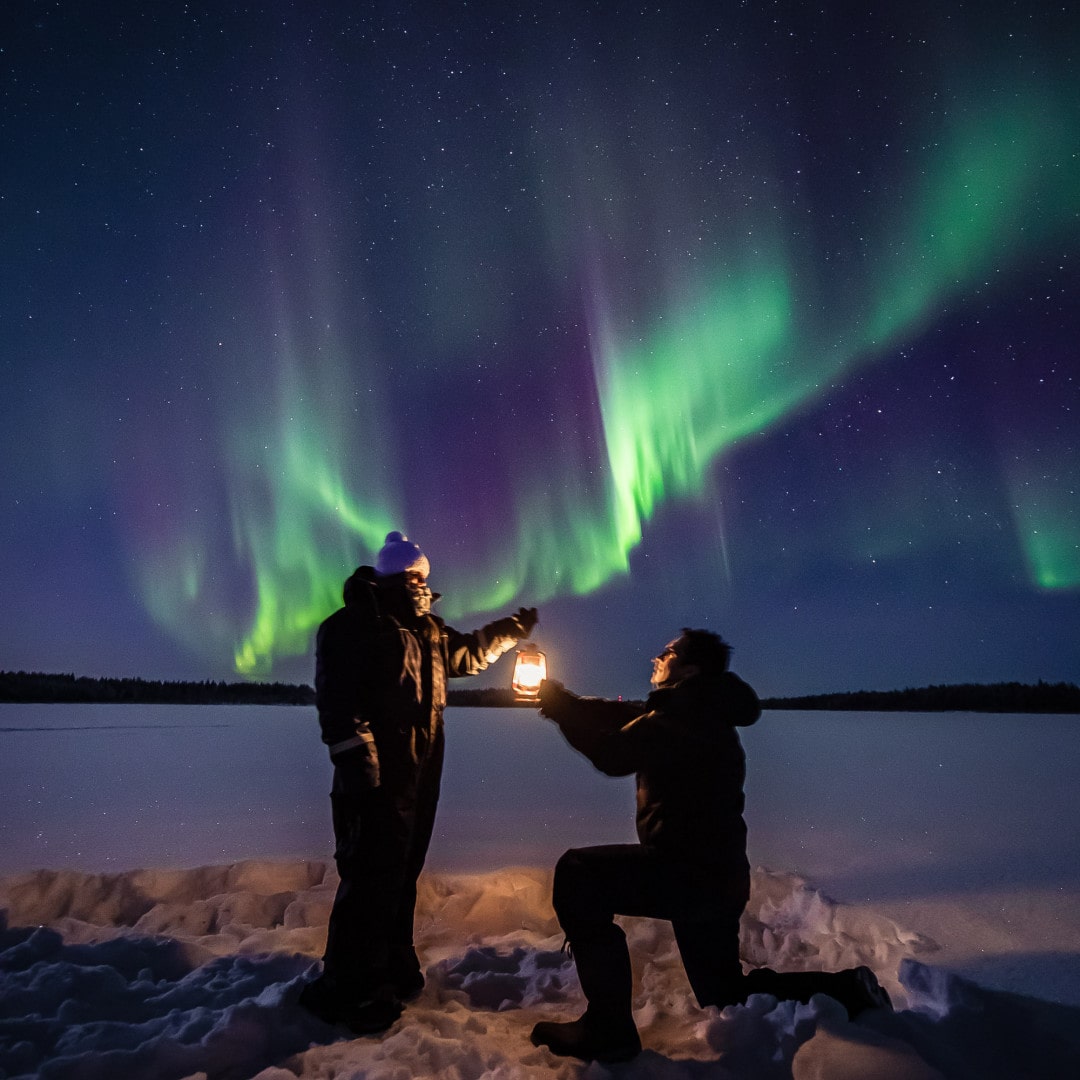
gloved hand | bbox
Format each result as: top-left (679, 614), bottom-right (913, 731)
top-left (537, 678), bottom-right (567, 716)
top-left (486, 607), bottom-right (539, 643)
top-left (511, 606), bottom-right (538, 639)
top-left (330, 720), bottom-right (381, 792)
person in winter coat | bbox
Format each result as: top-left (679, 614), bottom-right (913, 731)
top-left (299, 531), bottom-right (537, 1034)
top-left (530, 628), bottom-right (890, 1063)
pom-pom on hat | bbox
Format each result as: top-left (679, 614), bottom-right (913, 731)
top-left (374, 531), bottom-right (430, 578)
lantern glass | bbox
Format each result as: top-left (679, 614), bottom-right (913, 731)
top-left (511, 644), bottom-right (547, 698)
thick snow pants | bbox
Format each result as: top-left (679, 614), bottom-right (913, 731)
top-left (552, 844), bottom-right (751, 1015)
top-left (320, 736), bottom-right (444, 996)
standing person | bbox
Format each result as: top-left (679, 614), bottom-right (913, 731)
top-left (530, 628), bottom-right (890, 1063)
top-left (300, 531), bottom-right (537, 1034)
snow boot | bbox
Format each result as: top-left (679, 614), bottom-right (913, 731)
top-left (297, 975), bottom-right (403, 1035)
top-left (823, 965), bottom-right (893, 1017)
top-left (531, 1010), bottom-right (642, 1063)
top-left (531, 923), bottom-right (641, 1061)
top-left (388, 944), bottom-right (425, 1002)
top-left (745, 965), bottom-right (893, 1019)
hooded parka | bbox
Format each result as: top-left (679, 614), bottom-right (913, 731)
top-left (538, 670), bottom-right (760, 867)
top-left (316, 565), bottom-right (521, 794)
top-left (536, 668), bottom-right (761, 1020)
top-left (313, 565), bottom-right (527, 998)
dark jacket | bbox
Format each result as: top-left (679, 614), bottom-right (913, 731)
top-left (539, 671), bottom-right (760, 865)
top-left (315, 566), bottom-right (521, 791)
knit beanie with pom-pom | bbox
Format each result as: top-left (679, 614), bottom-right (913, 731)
top-left (374, 531), bottom-right (430, 578)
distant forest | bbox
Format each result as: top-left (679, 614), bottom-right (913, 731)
top-left (760, 680), bottom-right (1080, 713)
top-left (1, 671), bottom-right (1077, 712)
top-left (0, 671), bottom-right (315, 705)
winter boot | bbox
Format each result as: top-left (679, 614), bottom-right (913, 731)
top-left (821, 966), bottom-right (893, 1017)
top-left (531, 924), bottom-right (642, 1061)
top-left (297, 975), bottom-right (403, 1035)
top-left (531, 1009), bottom-right (642, 1063)
top-left (388, 944), bottom-right (425, 1002)
top-left (744, 965), bottom-right (892, 1019)
top-left (693, 977), bottom-right (751, 1010)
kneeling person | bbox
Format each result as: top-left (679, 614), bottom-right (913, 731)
top-left (531, 628), bottom-right (890, 1063)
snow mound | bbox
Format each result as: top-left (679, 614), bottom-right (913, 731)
top-left (2, 859), bottom-right (1078, 1079)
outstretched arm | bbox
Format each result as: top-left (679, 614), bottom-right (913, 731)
top-left (538, 679), bottom-right (642, 776)
top-left (445, 606), bottom-right (539, 676)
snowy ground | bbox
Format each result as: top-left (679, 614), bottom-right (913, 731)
top-left (3, 706), bottom-right (1079, 1076)
top-left (2, 859), bottom-right (1079, 1079)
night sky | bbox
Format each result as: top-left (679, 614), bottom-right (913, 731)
top-left (3, 2), bottom-right (1077, 698)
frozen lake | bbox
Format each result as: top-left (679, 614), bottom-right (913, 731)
top-left (2, 704), bottom-right (1078, 906)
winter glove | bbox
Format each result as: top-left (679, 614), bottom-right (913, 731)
top-left (510, 606), bottom-right (538, 639)
top-left (537, 678), bottom-right (570, 718)
top-left (485, 607), bottom-right (539, 643)
top-left (479, 606), bottom-right (539, 664)
top-left (329, 720), bottom-right (381, 791)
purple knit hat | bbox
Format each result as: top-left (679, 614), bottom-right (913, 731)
top-left (374, 531), bottom-right (430, 578)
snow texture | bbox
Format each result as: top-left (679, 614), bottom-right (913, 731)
top-left (2, 859), bottom-right (1078, 1079)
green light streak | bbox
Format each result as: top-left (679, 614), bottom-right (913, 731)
top-left (225, 352), bottom-right (403, 675)
top-left (593, 271), bottom-right (797, 559)
top-left (137, 76), bottom-right (1079, 673)
top-left (1025, 526), bottom-right (1080, 590)
top-left (531, 91), bottom-right (1079, 606)
top-left (133, 290), bottom-right (404, 675)
top-left (447, 86), bottom-right (1078, 617)
top-left (439, 266), bottom-right (805, 619)
top-left (1004, 429), bottom-right (1080, 590)
top-left (866, 92), bottom-right (1077, 347)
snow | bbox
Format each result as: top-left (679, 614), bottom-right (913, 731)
top-left (2, 705), bottom-right (1079, 1077)
top-left (2, 860), bottom-right (1079, 1079)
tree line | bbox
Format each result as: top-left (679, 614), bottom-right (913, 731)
top-left (0, 671), bottom-right (315, 705)
top-left (760, 680), bottom-right (1080, 713)
top-left (0, 674), bottom-right (543, 708)
top-left (1, 671), bottom-right (1077, 712)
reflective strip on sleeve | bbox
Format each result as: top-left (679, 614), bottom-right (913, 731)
top-left (476, 627), bottom-right (505, 665)
top-left (479, 630), bottom-right (516, 660)
top-left (487, 639), bottom-right (513, 663)
top-left (329, 730), bottom-right (375, 757)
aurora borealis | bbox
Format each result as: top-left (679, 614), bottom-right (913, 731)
top-left (2, 2), bottom-right (1077, 697)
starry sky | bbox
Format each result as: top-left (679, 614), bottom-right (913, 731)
top-left (2, 1), bottom-right (1078, 698)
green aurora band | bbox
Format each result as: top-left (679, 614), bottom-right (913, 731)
top-left (137, 87), bottom-right (1079, 675)
top-left (441, 90), bottom-right (1079, 619)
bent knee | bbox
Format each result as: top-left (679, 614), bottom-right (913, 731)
top-left (552, 848), bottom-right (606, 924)
top-left (554, 847), bottom-right (589, 878)
top-left (553, 848), bottom-right (592, 896)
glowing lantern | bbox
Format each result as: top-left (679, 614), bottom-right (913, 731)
top-left (511, 642), bottom-right (547, 699)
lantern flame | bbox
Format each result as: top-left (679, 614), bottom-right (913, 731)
top-left (511, 643), bottom-right (547, 699)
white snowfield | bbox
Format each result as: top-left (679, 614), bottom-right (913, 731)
top-left (2, 859), bottom-right (1078, 1079)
